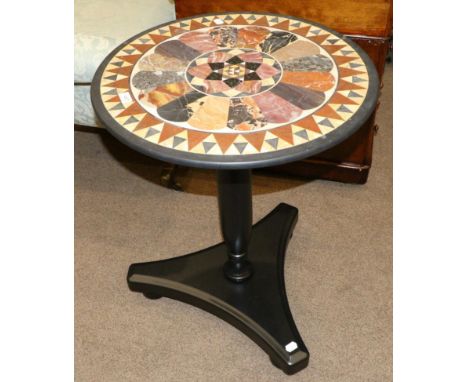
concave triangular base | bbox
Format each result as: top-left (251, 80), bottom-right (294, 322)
top-left (127, 203), bottom-right (309, 375)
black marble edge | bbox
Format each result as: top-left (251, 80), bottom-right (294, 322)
top-left (91, 11), bottom-right (380, 170)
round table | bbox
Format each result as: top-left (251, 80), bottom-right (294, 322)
top-left (91, 12), bottom-right (378, 375)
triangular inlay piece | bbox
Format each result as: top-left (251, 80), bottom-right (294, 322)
top-left (110, 103), bottom-right (124, 111)
top-left (337, 79), bottom-right (365, 91)
top-left (333, 55), bottom-right (358, 66)
top-left (339, 67), bottom-right (366, 78)
top-left (309, 34), bottom-right (330, 45)
top-left (329, 92), bottom-right (358, 105)
top-left (159, 124), bottom-right (185, 143)
top-left (272, 20), bottom-right (290, 30)
top-left (265, 138), bottom-right (279, 149)
top-left (190, 20), bottom-right (206, 30)
top-left (202, 141), bottom-right (216, 153)
top-left (108, 66), bottom-right (133, 76)
top-left (187, 130), bottom-right (211, 150)
top-left (337, 105), bottom-right (352, 113)
top-left (145, 127), bottom-right (160, 137)
top-left (234, 142), bottom-right (248, 154)
top-left (124, 116), bottom-right (139, 125)
top-left (134, 114), bottom-right (161, 131)
top-left (271, 125), bottom-right (294, 145)
top-left (352, 76), bottom-right (367, 83)
top-left (105, 78), bottom-right (129, 89)
top-left (253, 16), bottom-right (269, 26)
top-left (243, 131), bottom-right (266, 152)
top-left (231, 15), bottom-right (248, 24)
top-left (116, 102), bottom-right (146, 118)
top-left (116, 54), bottom-right (142, 65)
top-left (294, 129), bottom-right (309, 140)
top-left (291, 26), bottom-right (311, 36)
top-left (293, 116), bottom-right (322, 134)
top-left (318, 118), bottom-right (334, 128)
top-left (117, 102), bottom-right (145, 118)
top-left (314, 104), bottom-right (343, 120)
top-left (105, 96), bottom-right (121, 103)
top-left (323, 44), bottom-right (346, 54)
top-left (169, 26), bottom-right (187, 36)
top-left (131, 44), bottom-right (155, 54)
top-left (215, 133), bottom-right (238, 153)
top-left (172, 136), bottom-right (186, 148)
top-left (348, 90), bottom-right (363, 98)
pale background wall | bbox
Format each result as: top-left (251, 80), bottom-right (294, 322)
top-left (75, 0), bottom-right (175, 43)
top-left (74, 0), bottom-right (176, 126)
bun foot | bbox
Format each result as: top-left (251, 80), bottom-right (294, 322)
top-left (143, 292), bottom-right (162, 300)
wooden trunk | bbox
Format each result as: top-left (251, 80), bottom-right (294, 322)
top-left (175, 0), bottom-right (392, 183)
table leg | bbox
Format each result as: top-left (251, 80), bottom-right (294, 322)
top-left (127, 176), bottom-right (310, 374)
top-left (217, 170), bottom-right (253, 282)
top-left (160, 163), bottom-right (183, 191)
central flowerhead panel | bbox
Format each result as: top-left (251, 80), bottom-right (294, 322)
top-left (186, 48), bottom-right (282, 97)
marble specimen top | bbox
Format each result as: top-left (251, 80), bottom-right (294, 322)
top-left (91, 12), bottom-right (379, 169)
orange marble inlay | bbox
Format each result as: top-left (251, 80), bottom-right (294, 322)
top-left (237, 27), bottom-right (270, 48)
top-left (188, 97), bottom-right (230, 131)
top-left (270, 40), bottom-right (320, 61)
top-left (142, 82), bottom-right (192, 108)
top-left (281, 71), bottom-right (335, 92)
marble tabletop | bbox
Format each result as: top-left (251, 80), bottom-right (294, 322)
top-left (91, 12), bottom-right (379, 169)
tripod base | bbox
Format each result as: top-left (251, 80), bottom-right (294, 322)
top-left (127, 203), bottom-right (309, 375)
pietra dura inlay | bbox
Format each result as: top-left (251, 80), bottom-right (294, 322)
top-left (186, 48), bottom-right (281, 97)
top-left (96, 12), bottom-right (373, 157)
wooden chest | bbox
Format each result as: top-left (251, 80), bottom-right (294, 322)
top-left (175, 0), bottom-right (392, 183)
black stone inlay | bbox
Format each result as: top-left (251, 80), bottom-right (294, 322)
top-left (227, 98), bottom-right (266, 129)
top-left (154, 40), bottom-right (200, 62)
top-left (260, 31), bottom-right (298, 53)
top-left (224, 78), bottom-right (242, 88)
top-left (226, 55), bottom-right (243, 65)
top-left (244, 72), bottom-right (262, 81)
top-left (157, 92), bottom-right (206, 122)
top-left (209, 62), bottom-right (225, 70)
top-left (245, 62), bottom-right (261, 71)
top-left (206, 72), bottom-right (223, 80)
top-left (270, 83), bottom-right (325, 110)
